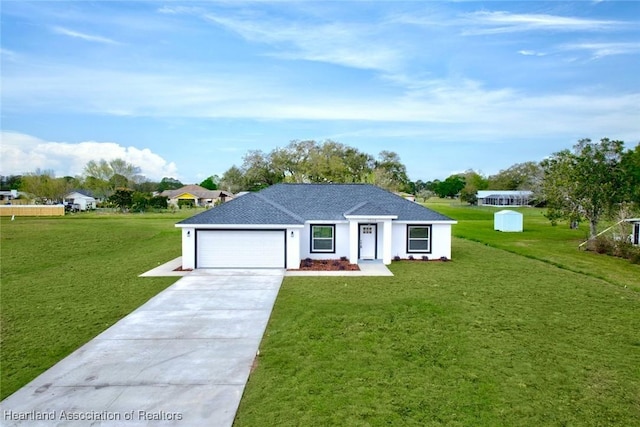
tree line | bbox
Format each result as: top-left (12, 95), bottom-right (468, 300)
top-left (3, 138), bottom-right (638, 238)
top-left (217, 140), bottom-right (410, 193)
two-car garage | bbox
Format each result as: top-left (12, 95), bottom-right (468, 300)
top-left (196, 230), bottom-right (287, 269)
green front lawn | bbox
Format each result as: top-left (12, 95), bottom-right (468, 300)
top-left (0, 212), bottom-right (192, 399)
top-left (2, 206), bottom-right (639, 426)
top-left (236, 238), bottom-right (640, 426)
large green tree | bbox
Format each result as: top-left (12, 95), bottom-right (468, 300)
top-left (83, 158), bottom-right (142, 195)
top-left (199, 175), bottom-right (220, 190)
top-left (620, 143), bottom-right (640, 207)
top-left (435, 175), bottom-right (465, 199)
top-left (220, 166), bottom-right (246, 194)
top-left (460, 169), bottom-right (488, 205)
top-left (372, 150), bottom-right (409, 192)
top-left (488, 161), bottom-right (543, 192)
top-left (108, 188), bottom-right (134, 211)
top-left (541, 138), bottom-right (626, 238)
top-left (20, 170), bottom-right (71, 203)
top-left (1, 175), bottom-right (23, 191)
top-left (242, 150), bottom-right (280, 191)
top-left (221, 140), bottom-right (405, 192)
top-left (157, 177), bottom-right (183, 192)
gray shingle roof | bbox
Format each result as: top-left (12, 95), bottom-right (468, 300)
top-left (178, 183), bottom-right (454, 225)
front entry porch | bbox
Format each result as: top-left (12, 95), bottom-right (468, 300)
top-left (347, 217), bottom-right (394, 265)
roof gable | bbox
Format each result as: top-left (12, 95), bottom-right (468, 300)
top-left (162, 185), bottom-right (232, 199)
top-left (178, 183), bottom-right (453, 225)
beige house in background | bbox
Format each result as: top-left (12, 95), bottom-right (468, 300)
top-left (160, 185), bottom-right (234, 208)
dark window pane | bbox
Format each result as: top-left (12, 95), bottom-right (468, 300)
top-left (409, 240), bottom-right (429, 251)
top-left (409, 227), bottom-right (429, 238)
top-left (314, 239), bottom-right (333, 251)
top-left (313, 226), bottom-right (333, 238)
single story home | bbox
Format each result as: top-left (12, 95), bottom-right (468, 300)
top-left (176, 183), bottom-right (457, 269)
top-left (626, 218), bottom-right (640, 246)
top-left (161, 185), bottom-right (234, 208)
top-left (64, 191), bottom-right (97, 211)
top-left (477, 190), bottom-right (533, 207)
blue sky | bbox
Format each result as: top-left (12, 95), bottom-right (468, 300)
top-left (1, 1), bottom-right (639, 184)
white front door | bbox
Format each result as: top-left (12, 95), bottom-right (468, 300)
top-left (359, 224), bottom-right (376, 260)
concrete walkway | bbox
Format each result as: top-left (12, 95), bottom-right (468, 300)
top-left (0, 269), bottom-right (284, 427)
top-left (139, 257), bottom-right (394, 278)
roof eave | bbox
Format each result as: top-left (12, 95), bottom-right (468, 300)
top-left (175, 223), bottom-right (304, 229)
top-left (397, 220), bottom-right (458, 225)
top-left (343, 214), bottom-right (398, 220)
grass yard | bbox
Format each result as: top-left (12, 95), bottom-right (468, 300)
top-left (236, 202), bottom-right (639, 425)
top-left (426, 200), bottom-right (640, 291)
top-left (236, 238), bottom-right (640, 426)
top-left (0, 211), bottom-right (194, 400)
top-left (2, 203), bottom-right (639, 425)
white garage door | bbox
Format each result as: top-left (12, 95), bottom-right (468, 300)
top-left (197, 230), bottom-right (286, 268)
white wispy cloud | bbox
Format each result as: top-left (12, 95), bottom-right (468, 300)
top-left (0, 131), bottom-right (178, 180)
top-left (0, 48), bottom-right (19, 60)
top-left (194, 10), bottom-right (404, 72)
top-left (52, 26), bottom-right (120, 45)
top-left (3, 56), bottom-right (638, 139)
top-left (560, 42), bottom-right (640, 58)
top-left (518, 50), bottom-right (546, 56)
top-left (462, 11), bottom-right (621, 35)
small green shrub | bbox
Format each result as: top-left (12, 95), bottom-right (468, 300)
top-left (177, 199), bottom-right (195, 209)
top-left (592, 236), bottom-right (614, 255)
top-left (588, 236), bottom-right (640, 264)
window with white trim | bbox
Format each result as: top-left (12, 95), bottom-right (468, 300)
top-left (311, 225), bottom-right (335, 253)
top-left (407, 225), bottom-right (431, 253)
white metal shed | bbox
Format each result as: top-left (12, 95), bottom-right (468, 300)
top-left (494, 210), bottom-right (523, 232)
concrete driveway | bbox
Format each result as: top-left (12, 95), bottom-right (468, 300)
top-left (0, 269), bottom-right (284, 427)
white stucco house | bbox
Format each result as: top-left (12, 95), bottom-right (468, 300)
top-left (64, 191), bottom-right (97, 211)
top-left (176, 183), bottom-right (457, 269)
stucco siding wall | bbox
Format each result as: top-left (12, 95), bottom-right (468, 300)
top-left (391, 223), bottom-right (452, 260)
top-left (181, 228), bottom-right (196, 269)
top-left (286, 227), bottom-right (301, 268)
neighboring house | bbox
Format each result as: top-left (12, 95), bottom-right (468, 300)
top-left (64, 191), bottom-right (97, 211)
top-left (176, 183), bottom-right (457, 269)
top-left (0, 190), bottom-right (19, 205)
top-left (626, 218), bottom-right (640, 246)
top-left (477, 190), bottom-right (533, 207)
top-left (161, 185), bottom-right (234, 208)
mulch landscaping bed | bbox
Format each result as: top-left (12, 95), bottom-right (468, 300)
top-left (290, 258), bottom-right (360, 271)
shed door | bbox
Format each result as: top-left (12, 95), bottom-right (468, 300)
top-left (197, 230), bottom-right (286, 268)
